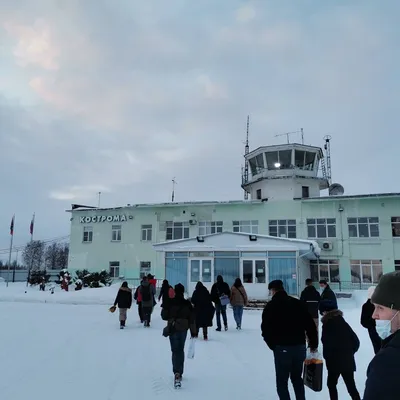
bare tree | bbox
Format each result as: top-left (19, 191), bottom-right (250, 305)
top-left (45, 243), bottom-right (59, 270)
top-left (57, 243), bottom-right (69, 269)
top-left (23, 240), bottom-right (45, 271)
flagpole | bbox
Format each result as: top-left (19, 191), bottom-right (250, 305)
top-left (27, 213), bottom-right (35, 287)
top-left (7, 230), bottom-right (14, 288)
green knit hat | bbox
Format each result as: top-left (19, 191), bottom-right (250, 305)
top-left (371, 271), bottom-right (400, 310)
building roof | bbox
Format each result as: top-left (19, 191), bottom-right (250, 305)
top-left (153, 231), bottom-right (321, 259)
top-left (297, 192), bottom-right (400, 202)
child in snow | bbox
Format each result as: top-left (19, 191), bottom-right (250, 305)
top-left (321, 301), bottom-right (361, 400)
top-left (113, 282), bottom-right (132, 329)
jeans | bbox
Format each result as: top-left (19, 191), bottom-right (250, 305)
top-left (273, 344), bottom-right (306, 400)
top-left (327, 371), bottom-right (361, 400)
top-left (368, 327), bottom-right (382, 354)
top-left (142, 306), bottom-right (152, 325)
top-left (232, 305), bottom-right (244, 327)
top-left (215, 304), bottom-right (227, 329)
top-left (169, 331), bottom-right (188, 375)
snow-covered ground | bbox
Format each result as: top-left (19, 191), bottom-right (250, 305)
top-left (0, 283), bottom-right (373, 399)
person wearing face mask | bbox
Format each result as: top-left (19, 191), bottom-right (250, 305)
top-left (363, 271), bottom-right (400, 400)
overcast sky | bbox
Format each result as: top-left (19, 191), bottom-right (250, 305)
top-left (0, 0), bottom-right (399, 259)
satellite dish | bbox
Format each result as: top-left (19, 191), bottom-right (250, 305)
top-left (329, 183), bottom-right (344, 196)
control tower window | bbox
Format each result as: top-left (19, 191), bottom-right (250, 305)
top-left (265, 150), bottom-right (292, 169)
top-left (249, 158), bottom-right (257, 176)
top-left (295, 150), bottom-right (316, 170)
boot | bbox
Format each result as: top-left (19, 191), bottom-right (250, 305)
top-left (120, 321), bottom-right (124, 329)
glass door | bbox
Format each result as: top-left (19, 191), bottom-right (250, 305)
top-left (241, 259), bottom-right (267, 284)
top-left (189, 259), bottom-right (213, 295)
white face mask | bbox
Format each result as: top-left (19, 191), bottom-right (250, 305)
top-left (376, 311), bottom-right (399, 340)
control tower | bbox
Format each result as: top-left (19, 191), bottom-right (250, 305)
top-left (241, 136), bottom-right (343, 201)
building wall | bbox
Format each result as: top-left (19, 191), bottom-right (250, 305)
top-left (68, 195), bottom-right (400, 284)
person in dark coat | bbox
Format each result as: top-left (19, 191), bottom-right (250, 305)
top-left (360, 286), bottom-right (381, 354)
top-left (261, 280), bottom-right (318, 400)
top-left (210, 275), bottom-right (231, 331)
top-left (158, 279), bottom-right (173, 308)
top-left (191, 282), bottom-right (215, 340)
top-left (363, 271), bottom-right (400, 400)
top-left (300, 278), bottom-right (321, 324)
top-left (139, 276), bottom-right (156, 327)
top-left (321, 302), bottom-right (361, 400)
top-left (319, 280), bottom-right (337, 315)
top-left (134, 280), bottom-right (144, 323)
top-left (113, 281), bottom-right (132, 329)
top-left (161, 283), bottom-right (197, 387)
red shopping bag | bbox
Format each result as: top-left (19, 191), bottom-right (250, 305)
top-left (303, 350), bottom-right (323, 392)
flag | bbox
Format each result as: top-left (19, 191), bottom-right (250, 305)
top-left (10, 215), bottom-right (15, 236)
top-left (30, 213), bottom-right (35, 235)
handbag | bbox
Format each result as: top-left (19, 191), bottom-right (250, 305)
top-left (219, 294), bottom-right (230, 306)
top-left (162, 320), bottom-right (176, 337)
top-left (303, 350), bottom-right (323, 392)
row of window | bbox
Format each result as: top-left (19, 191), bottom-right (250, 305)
top-left (310, 259), bottom-right (384, 284)
top-left (82, 217), bottom-right (400, 242)
top-left (109, 261), bottom-right (151, 278)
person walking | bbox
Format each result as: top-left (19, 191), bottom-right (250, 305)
top-left (158, 279), bottom-right (174, 308)
top-left (161, 283), bottom-right (197, 388)
top-left (210, 275), bottom-right (231, 331)
top-left (191, 281), bottom-right (215, 340)
top-left (300, 278), bottom-right (321, 329)
top-left (134, 280), bottom-right (144, 323)
top-left (321, 302), bottom-right (361, 400)
top-left (363, 271), bottom-right (400, 399)
top-left (139, 276), bottom-right (156, 327)
top-left (360, 286), bottom-right (381, 354)
top-left (319, 280), bottom-right (337, 315)
top-left (230, 278), bottom-right (248, 330)
top-left (113, 281), bottom-right (132, 329)
top-left (261, 279), bottom-right (318, 400)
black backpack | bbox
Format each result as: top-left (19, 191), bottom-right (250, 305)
top-left (141, 284), bottom-right (151, 301)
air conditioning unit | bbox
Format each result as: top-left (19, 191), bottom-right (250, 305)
top-left (322, 241), bottom-right (333, 251)
top-left (189, 219), bottom-right (197, 225)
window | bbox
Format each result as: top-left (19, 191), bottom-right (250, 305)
top-left (248, 153), bottom-right (265, 176)
top-left (256, 189), bottom-right (262, 200)
top-left (198, 221), bottom-right (223, 236)
top-left (392, 217), bottom-right (400, 237)
top-left (265, 150), bottom-right (292, 169)
top-left (109, 261), bottom-right (120, 278)
top-left (111, 225), bottom-right (121, 241)
top-left (140, 261), bottom-right (151, 278)
top-left (232, 220), bottom-right (258, 234)
top-left (166, 221), bottom-right (189, 240)
top-left (395, 260), bottom-right (400, 271)
top-left (302, 186), bottom-right (309, 198)
top-left (350, 260), bottom-right (383, 283)
top-left (269, 219), bottom-right (296, 238)
top-left (83, 226), bottom-right (93, 243)
top-left (310, 260), bottom-right (339, 282)
top-left (295, 150), bottom-right (316, 171)
top-left (307, 218), bottom-right (336, 238)
top-left (141, 224), bottom-right (152, 241)
top-left (348, 217), bottom-right (379, 238)
top-left (242, 259), bottom-right (266, 283)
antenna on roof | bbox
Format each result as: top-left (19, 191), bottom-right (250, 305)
top-left (274, 129), bottom-right (304, 144)
top-left (97, 192), bottom-right (101, 208)
top-left (171, 177), bottom-right (177, 202)
top-left (243, 115), bottom-right (250, 200)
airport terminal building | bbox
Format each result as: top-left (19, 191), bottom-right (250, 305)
top-left (67, 138), bottom-right (400, 298)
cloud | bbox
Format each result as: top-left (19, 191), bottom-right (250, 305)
top-left (0, 0), bottom-right (399, 254)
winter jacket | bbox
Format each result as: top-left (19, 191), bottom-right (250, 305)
top-left (261, 290), bottom-right (318, 351)
top-left (321, 310), bottom-right (360, 373)
top-left (319, 285), bottom-right (338, 314)
top-left (230, 285), bottom-right (248, 307)
top-left (114, 287), bottom-right (133, 309)
top-left (134, 285), bottom-right (142, 303)
top-left (300, 285), bottom-right (321, 319)
top-left (158, 283), bottom-right (173, 308)
top-left (363, 329), bottom-right (400, 400)
top-left (139, 281), bottom-right (156, 308)
top-left (210, 279), bottom-right (231, 305)
top-left (161, 295), bottom-right (197, 336)
top-left (191, 283), bottom-right (215, 327)
top-left (361, 299), bottom-right (376, 329)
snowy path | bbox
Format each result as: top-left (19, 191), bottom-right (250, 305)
top-left (0, 301), bottom-right (373, 399)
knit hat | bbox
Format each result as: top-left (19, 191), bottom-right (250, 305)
top-left (268, 280), bottom-right (284, 291)
top-left (367, 286), bottom-right (375, 300)
top-left (174, 283), bottom-right (185, 295)
top-left (371, 271), bottom-right (400, 310)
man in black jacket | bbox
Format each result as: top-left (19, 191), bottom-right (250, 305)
top-left (363, 272), bottom-right (400, 399)
top-left (300, 279), bottom-right (321, 329)
top-left (319, 279), bottom-right (337, 315)
top-left (210, 275), bottom-right (231, 331)
top-left (261, 280), bottom-right (318, 400)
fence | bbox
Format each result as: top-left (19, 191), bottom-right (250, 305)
top-left (313, 280), bottom-right (373, 292)
top-left (0, 269), bottom-right (62, 283)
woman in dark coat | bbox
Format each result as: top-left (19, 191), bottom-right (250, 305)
top-left (113, 281), bottom-right (133, 329)
top-left (158, 279), bottom-right (173, 308)
top-left (191, 282), bottom-right (215, 340)
top-left (321, 303), bottom-right (361, 400)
